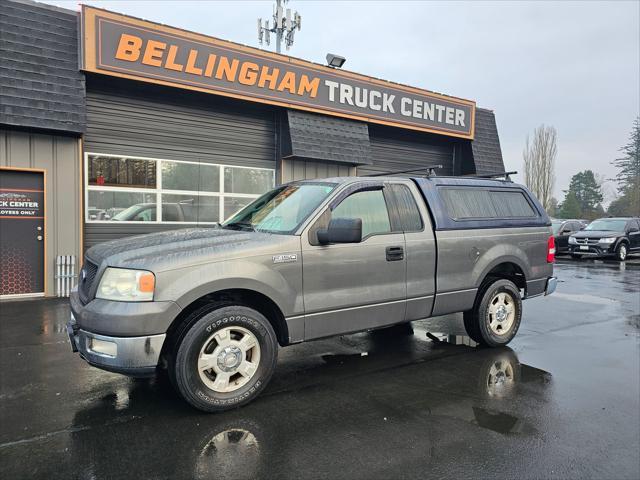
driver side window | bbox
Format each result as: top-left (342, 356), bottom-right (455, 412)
top-left (332, 190), bottom-right (391, 239)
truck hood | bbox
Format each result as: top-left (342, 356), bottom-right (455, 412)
top-left (571, 230), bottom-right (622, 239)
top-left (84, 227), bottom-right (296, 272)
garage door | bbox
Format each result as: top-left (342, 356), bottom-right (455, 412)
top-left (358, 125), bottom-right (454, 177)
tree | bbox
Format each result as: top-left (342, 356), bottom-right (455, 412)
top-left (608, 183), bottom-right (640, 216)
top-left (548, 196), bottom-right (559, 217)
top-left (558, 191), bottom-right (581, 218)
top-left (523, 125), bottom-right (557, 211)
top-left (563, 170), bottom-right (603, 219)
top-left (609, 117), bottom-right (640, 216)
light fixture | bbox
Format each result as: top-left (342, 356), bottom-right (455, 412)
top-left (326, 53), bottom-right (346, 68)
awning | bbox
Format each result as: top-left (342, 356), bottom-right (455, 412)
top-left (284, 110), bottom-right (372, 165)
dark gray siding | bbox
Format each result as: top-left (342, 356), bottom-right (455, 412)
top-left (84, 76), bottom-right (277, 248)
top-left (471, 108), bottom-right (505, 175)
top-left (85, 77), bottom-right (276, 168)
top-left (284, 110), bottom-right (371, 165)
top-left (0, 0), bottom-right (85, 133)
top-left (359, 125), bottom-right (454, 176)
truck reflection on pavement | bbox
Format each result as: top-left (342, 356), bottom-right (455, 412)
top-left (68, 335), bottom-right (551, 480)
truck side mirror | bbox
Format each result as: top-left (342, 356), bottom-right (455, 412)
top-left (317, 217), bottom-right (362, 244)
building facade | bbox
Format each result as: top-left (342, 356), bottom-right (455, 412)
top-left (0, 0), bottom-right (504, 298)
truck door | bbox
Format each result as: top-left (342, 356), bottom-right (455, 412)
top-left (301, 185), bottom-right (406, 340)
top-left (386, 182), bottom-right (437, 321)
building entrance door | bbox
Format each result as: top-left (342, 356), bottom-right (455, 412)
top-left (0, 168), bottom-right (45, 297)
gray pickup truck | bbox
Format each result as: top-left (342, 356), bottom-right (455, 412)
top-left (68, 175), bottom-right (557, 412)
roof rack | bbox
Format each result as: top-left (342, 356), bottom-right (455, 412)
top-left (467, 171), bottom-right (518, 182)
top-left (364, 165), bottom-right (443, 178)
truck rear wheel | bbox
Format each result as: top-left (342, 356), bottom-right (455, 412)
top-left (171, 305), bottom-right (278, 412)
top-left (463, 278), bottom-right (522, 347)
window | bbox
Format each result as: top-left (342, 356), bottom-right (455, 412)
top-left (223, 183), bottom-right (336, 234)
top-left (440, 187), bottom-right (536, 220)
top-left (85, 153), bottom-right (274, 223)
top-left (388, 184), bottom-right (423, 232)
top-left (88, 156), bottom-right (156, 189)
top-left (161, 161), bottom-right (218, 192)
top-left (585, 219), bottom-right (628, 232)
top-left (491, 191), bottom-right (537, 218)
top-left (332, 190), bottom-right (391, 238)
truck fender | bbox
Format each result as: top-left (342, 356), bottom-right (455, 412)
top-left (472, 245), bottom-right (531, 289)
top-left (157, 260), bottom-right (302, 317)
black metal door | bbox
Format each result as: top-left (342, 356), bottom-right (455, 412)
top-left (0, 169), bottom-right (45, 296)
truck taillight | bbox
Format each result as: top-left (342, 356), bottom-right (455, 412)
top-left (547, 236), bottom-right (556, 263)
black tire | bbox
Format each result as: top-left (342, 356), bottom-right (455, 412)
top-left (463, 278), bottom-right (522, 347)
top-left (171, 305), bottom-right (278, 412)
top-left (615, 242), bottom-right (628, 261)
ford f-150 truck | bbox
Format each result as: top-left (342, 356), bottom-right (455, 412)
top-left (68, 175), bottom-right (557, 412)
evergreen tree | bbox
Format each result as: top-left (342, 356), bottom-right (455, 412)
top-left (559, 191), bottom-right (581, 218)
top-left (564, 170), bottom-right (603, 219)
top-left (610, 117), bottom-right (640, 216)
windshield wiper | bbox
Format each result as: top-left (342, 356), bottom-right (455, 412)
top-left (223, 221), bottom-right (254, 231)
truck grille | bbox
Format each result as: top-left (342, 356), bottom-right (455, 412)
top-left (78, 260), bottom-right (99, 303)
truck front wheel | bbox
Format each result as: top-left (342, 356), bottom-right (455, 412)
top-left (463, 278), bottom-right (522, 347)
top-left (171, 305), bottom-right (278, 412)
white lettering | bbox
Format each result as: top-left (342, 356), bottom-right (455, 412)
top-left (370, 90), bottom-right (382, 111)
top-left (400, 97), bottom-right (412, 116)
top-left (412, 100), bottom-right (422, 118)
top-left (354, 87), bottom-right (367, 108)
top-left (455, 109), bottom-right (466, 127)
top-left (339, 83), bottom-right (354, 105)
top-left (423, 102), bottom-right (435, 121)
top-left (324, 80), bottom-right (339, 102)
top-left (382, 93), bottom-right (395, 113)
top-left (435, 105), bottom-right (446, 123)
top-left (445, 107), bottom-right (455, 125)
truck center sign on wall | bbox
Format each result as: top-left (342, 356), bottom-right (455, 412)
top-left (80, 6), bottom-right (476, 139)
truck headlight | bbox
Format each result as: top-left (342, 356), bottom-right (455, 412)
top-left (568, 236), bottom-right (577, 244)
top-left (96, 268), bottom-right (155, 302)
top-left (599, 237), bottom-right (616, 244)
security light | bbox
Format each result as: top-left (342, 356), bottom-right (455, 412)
top-left (326, 53), bottom-right (346, 68)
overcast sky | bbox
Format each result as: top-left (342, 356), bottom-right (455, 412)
top-left (45, 0), bottom-right (639, 202)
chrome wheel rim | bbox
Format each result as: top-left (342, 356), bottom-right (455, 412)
top-left (198, 326), bottom-right (261, 393)
top-left (488, 292), bottom-right (516, 336)
top-left (619, 245), bottom-right (627, 260)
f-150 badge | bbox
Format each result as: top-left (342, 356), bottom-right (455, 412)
top-left (272, 254), bottom-right (298, 264)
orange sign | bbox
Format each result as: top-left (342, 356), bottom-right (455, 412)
top-left (80, 6), bottom-right (476, 139)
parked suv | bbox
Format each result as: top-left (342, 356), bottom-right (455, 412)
top-left (68, 175), bottom-right (556, 412)
top-left (551, 219), bottom-right (587, 254)
top-left (569, 217), bottom-right (640, 261)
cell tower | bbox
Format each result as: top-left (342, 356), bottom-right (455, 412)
top-left (257, 0), bottom-right (302, 54)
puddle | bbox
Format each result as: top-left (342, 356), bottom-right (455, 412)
top-left (472, 407), bottom-right (534, 434)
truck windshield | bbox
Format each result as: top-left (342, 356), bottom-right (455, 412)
top-left (222, 183), bottom-right (336, 234)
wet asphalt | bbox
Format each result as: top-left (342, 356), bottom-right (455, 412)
top-left (0, 260), bottom-right (639, 480)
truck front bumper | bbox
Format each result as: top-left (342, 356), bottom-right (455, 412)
top-left (67, 313), bottom-right (165, 377)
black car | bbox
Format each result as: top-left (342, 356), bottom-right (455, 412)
top-left (551, 219), bottom-right (587, 254)
top-left (569, 217), bottom-right (640, 261)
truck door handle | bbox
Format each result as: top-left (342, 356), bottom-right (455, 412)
top-left (386, 246), bottom-right (404, 261)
